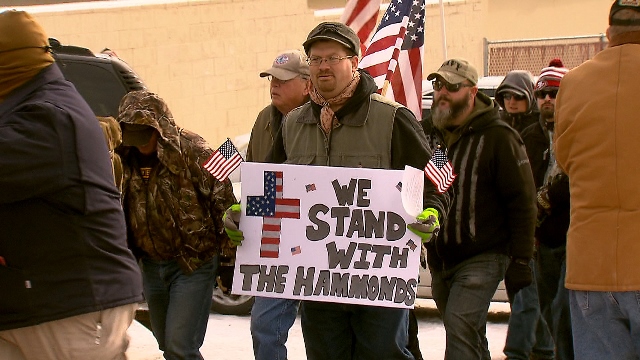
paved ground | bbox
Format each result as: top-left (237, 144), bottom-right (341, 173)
top-left (126, 299), bottom-right (511, 359)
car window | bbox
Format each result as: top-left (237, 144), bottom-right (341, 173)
top-left (58, 62), bottom-right (127, 118)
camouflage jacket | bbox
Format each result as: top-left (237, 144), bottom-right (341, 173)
top-left (97, 116), bottom-right (124, 192)
top-left (118, 91), bottom-right (237, 273)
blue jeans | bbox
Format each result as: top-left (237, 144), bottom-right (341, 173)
top-left (250, 296), bottom-right (300, 360)
top-left (504, 259), bottom-right (555, 360)
top-left (141, 257), bottom-right (217, 360)
top-left (431, 252), bottom-right (508, 360)
top-left (570, 290), bottom-right (640, 360)
top-left (301, 301), bottom-right (414, 360)
top-left (536, 244), bottom-right (573, 360)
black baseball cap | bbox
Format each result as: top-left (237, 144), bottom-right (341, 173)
top-left (610, 0), bottom-right (640, 25)
top-left (303, 22), bottom-right (360, 56)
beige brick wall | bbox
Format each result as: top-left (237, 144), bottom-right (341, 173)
top-left (11, 0), bottom-right (611, 145)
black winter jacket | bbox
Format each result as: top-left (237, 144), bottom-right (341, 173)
top-left (521, 120), bottom-right (570, 248)
top-left (422, 92), bottom-right (536, 270)
top-left (0, 65), bottom-right (143, 331)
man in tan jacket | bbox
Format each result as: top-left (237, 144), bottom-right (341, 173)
top-left (554, 1), bottom-right (640, 358)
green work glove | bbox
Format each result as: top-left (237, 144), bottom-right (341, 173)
top-left (222, 204), bottom-right (243, 246)
top-left (407, 208), bottom-right (440, 243)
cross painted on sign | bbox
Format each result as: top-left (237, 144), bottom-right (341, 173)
top-left (246, 171), bottom-right (301, 258)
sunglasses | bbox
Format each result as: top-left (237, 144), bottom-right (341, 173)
top-left (502, 93), bottom-right (526, 101)
top-left (432, 79), bottom-right (473, 93)
top-left (535, 89), bottom-right (558, 99)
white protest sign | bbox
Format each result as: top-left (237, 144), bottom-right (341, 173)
top-left (232, 162), bottom-right (424, 309)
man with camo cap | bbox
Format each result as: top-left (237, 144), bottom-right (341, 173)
top-left (117, 90), bottom-right (237, 360)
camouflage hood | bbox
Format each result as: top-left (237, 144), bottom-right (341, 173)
top-left (117, 90), bottom-right (184, 174)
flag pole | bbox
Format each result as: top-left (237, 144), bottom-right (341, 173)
top-left (439, 0), bottom-right (448, 60)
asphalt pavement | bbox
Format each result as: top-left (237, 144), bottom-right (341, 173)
top-left (126, 299), bottom-right (511, 360)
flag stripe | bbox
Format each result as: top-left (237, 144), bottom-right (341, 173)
top-left (261, 237), bottom-right (281, 245)
top-left (260, 250), bottom-right (279, 258)
top-left (341, 0), bottom-right (383, 54)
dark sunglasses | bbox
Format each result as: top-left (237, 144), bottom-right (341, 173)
top-left (502, 93), bottom-right (526, 101)
top-left (432, 79), bottom-right (473, 93)
top-left (535, 89), bottom-right (558, 99)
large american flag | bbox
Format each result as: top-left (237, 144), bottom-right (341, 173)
top-left (340, 0), bottom-right (382, 55)
top-left (359, 0), bottom-right (425, 120)
top-left (425, 148), bottom-right (456, 193)
top-left (202, 138), bottom-right (243, 181)
top-left (246, 171), bottom-right (300, 258)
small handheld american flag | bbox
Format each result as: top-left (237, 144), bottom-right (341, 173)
top-left (425, 148), bottom-right (456, 193)
top-left (202, 138), bottom-right (243, 181)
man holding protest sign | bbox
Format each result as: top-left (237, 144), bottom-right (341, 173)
top-left (421, 58), bottom-right (536, 359)
top-left (236, 21), bottom-right (450, 360)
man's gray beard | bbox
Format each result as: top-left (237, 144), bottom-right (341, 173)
top-left (432, 107), bottom-right (452, 129)
top-left (432, 92), bottom-right (471, 129)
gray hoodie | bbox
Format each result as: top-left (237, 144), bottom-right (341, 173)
top-left (496, 70), bottom-right (538, 133)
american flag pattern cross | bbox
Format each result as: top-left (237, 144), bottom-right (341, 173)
top-left (246, 171), bottom-right (301, 258)
top-left (425, 148), bottom-right (456, 193)
top-left (202, 138), bottom-right (243, 181)
top-left (359, 0), bottom-right (425, 119)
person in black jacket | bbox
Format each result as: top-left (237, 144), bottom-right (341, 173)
top-left (422, 58), bottom-right (536, 359)
top-left (498, 70), bottom-right (555, 360)
top-left (520, 59), bottom-right (573, 360)
top-left (0, 10), bottom-right (143, 359)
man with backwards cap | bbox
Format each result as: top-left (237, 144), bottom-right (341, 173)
top-left (246, 50), bottom-right (311, 360)
top-left (554, 1), bottom-right (640, 358)
top-left (224, 21), bottom-right (450, 360)
top-left (421, 58), bottom-right (536, 359)
top-left (0, 10), bottom-right (143, 359)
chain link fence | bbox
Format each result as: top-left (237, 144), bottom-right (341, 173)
top-left (483, 35), bottom-right (608, 76)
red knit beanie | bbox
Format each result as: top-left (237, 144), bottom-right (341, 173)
top-left (534, 58), bottom-right (568, 92)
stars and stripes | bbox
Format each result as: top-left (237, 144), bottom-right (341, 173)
top-left (202, 138), bottom-right (243, 181)
top-left (291, 246), bottom-right (302, 255)
top-left (425, 148), bottom-right (456, 193)
top-left (340, 0), bottom-right (383, 55)
top-left (246, 171), bottom-right (301, 258)
top-left (359, 0), bottom-right (425, 120)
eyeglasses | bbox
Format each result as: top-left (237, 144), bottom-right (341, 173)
top-left (535, 89), bottom-right (558, 99)
top-left (266, 75), bottom-right (291, 85)
top-left (307, 55), bottom-right (355, 67)
top-left (432, 79), bottom-right (474, 93)
top-left (502, 93), bottom-right (527, 101)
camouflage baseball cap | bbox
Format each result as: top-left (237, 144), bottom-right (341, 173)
top-left (427, 58), bottom-right (479, 85)
top-left (259, 50), bottom-right (310, 81)
top-left (303, 22), bottom-right (360, 56)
